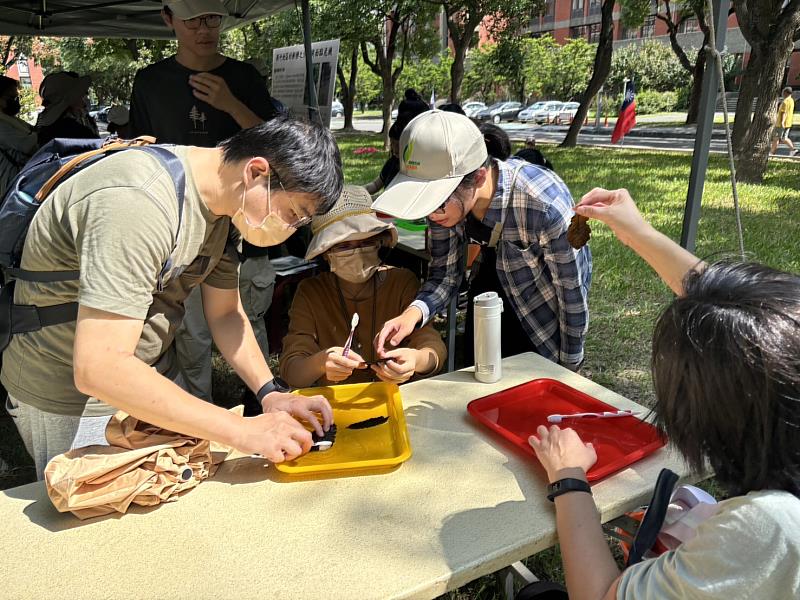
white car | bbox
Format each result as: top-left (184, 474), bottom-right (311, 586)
top-left (463, 101), bottom-right (486, 117)
top-left (517, 102), bottom-right (547, 122)
top-left (533, 101), bottom-right (565, 124)
top-left (331, 100), bottom-right (344, 118)
top-left (557, 102), bottom-right (581, 124)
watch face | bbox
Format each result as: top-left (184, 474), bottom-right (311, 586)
top-left (272, 377), bottom-right (291, 393)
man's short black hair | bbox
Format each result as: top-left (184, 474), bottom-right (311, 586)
top-left (651, 261), bottom-right (800, 498)
top-left (220, 114), bottom-right (343, 214)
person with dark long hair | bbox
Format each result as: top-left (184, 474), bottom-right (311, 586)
top-left (529, 187), bottom-right (800, 599)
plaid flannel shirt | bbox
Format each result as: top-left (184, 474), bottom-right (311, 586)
top-left (410, 158), bottom-right (592, 366)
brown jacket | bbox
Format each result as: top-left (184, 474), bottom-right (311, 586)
top-left (280, 268), bottom-right (447, 387)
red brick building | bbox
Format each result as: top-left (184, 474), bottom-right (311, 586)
top-left (5, 54), bottom-right (45, 100)
top-left (527, 1), bottom-right (800, 89)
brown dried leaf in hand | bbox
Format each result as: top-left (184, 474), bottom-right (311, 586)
top-left (567, 214), bottom-right (591, 249)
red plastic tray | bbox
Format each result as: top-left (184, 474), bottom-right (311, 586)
top-left (467, 378), bottom-right (666, 481)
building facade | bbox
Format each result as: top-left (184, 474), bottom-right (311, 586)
top-left (526, 1), bottom-right (800, 89)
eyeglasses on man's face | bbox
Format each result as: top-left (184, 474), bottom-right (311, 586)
top-left (183, 14), bottom-right (223, 29)
top-left (271, 170), bottom-right (312, 229)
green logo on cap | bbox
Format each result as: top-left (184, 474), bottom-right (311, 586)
top-left (403, 141), bottom-right (420, 171)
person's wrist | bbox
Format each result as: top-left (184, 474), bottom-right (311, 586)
top-left (549, 466), bottom-right (588, 484)
top-left (404, 306), bottom-right (422, 326)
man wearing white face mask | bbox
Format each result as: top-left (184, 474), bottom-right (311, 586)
top-left (2, 115), bottom-right (343, 478)
top-left (279, 185), bottom-right (446, 388)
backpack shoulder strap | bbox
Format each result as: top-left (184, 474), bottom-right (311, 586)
top-left (35, 136), bottom-right (156, 202)
top-left (4, 143), bottom-right (186, 341)
top-left (626, 468), bottom-right (680, 567)
top-left (134, 145), bottom-right (186, 292)
top-left (488, 160), bottom-right (526, 249)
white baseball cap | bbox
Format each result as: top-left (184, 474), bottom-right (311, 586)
top-left (163, 0), bottom-right (227, 19)
top-left (371, 110), bottom-right (488, 220)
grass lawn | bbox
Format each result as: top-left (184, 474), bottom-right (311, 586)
top-left (1, 133), bottom-right (797, 597)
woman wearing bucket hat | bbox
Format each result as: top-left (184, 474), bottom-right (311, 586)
top-left (36, 71), bottom-right (99, 147)
top-left (279, 185), bottom-right (446, 388)
top-left (372, 110), bottom-right (591, 370)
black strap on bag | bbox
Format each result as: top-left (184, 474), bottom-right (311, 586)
top-left (626, 468), bottom-right (679, 567)
top-left (0, 145), bottom-right (186, 352)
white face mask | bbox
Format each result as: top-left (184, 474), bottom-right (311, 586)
top-left (328, 246), bottom-right (382, 284)
top-left (231, 172), bottom-right (295, 247)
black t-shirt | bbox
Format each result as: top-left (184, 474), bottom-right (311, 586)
top-left (129, 56), bottom-right (275, 147)
top-left (37, 117), bottom-right (97, 148)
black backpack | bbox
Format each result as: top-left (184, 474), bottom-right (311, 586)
top-left (0, 136), bottom-right (186, 352)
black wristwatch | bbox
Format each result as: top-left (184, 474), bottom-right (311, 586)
top-left (547, 477), bottom-right (592, 502)
top-left (256, 377), bottom-right (291, 404)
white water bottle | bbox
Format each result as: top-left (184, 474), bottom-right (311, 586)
top-left (473, 291), bottom-right (503, 383)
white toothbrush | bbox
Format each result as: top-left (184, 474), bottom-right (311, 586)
top-left (547, 410), bottom-right (639, 423)
top-left (342, 312), bottom-right (359, 358)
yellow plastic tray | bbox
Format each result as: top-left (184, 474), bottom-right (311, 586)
top-left (274, 381), bottom-right (412, 477)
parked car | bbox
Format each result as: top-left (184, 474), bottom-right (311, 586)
top-left (463, 101), bottom-right (486, 117)
top-left (557, 102), bottom-right (581, 124)
top-left (331, 100), bottom-right (344, 118)
top-left (517, 102), bottom-right (548, 123)
top-left (89, 105), bottom-right (109, 121)
top-left (391, 107), bottom-right (399, 120)
top-left (475, 101), bottom-right (524, 123)
top-left (533, 101), bottom-right (565, 124)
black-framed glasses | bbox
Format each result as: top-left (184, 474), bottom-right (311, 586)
top-left (272, 169), bottom-right (312, 229)
top-left (183, 14), bottom-right (223, 29)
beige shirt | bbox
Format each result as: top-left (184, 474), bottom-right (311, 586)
top-left (1, 146), bottom-right (239, 417)
top-left (617, 490), bottom-right (800, 599)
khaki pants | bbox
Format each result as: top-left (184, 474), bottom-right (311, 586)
top-left (175, 255), bottom-right (275, 402)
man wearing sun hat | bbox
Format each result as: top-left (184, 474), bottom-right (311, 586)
top-left (36, 71), bottom-right (99, 147)
top-left (279, 185), bottom-right (446, 388)
top-left (130, 0), bottom-right (279, 403)
top-left (373, 110), bottom-right (591, 371)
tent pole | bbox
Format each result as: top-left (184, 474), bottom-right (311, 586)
top-left (301, 0), bottom-right (319, 123)
top-left (680, 0), bottom-right (729, 251)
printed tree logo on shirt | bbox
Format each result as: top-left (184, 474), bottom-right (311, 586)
top-left (188, 105), bottom-right (208, 131)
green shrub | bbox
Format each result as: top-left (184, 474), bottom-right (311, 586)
top-left (635, 90), bottom-right (679, 115)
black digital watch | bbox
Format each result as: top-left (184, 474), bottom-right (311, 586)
top-left (256, 376), bottom-right (291, 404)
top-left (546, 477), bottom-right (592, 502)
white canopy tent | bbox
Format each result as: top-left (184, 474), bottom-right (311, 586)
top-left (0, 0), bottom-right (294, 39)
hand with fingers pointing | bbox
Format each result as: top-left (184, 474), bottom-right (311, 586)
top-left (238, 411), bottom-right (313, 463)
top-left (189, 72), bottom-right (244, 117)
top-left (375, 307), bottom-right (422, 357)
top-left (261, 392), bottom-right (334, 439)
top-left (528, 425), bottom-right (597, 482)
top-left (575, 188), bottom-right (651, 249)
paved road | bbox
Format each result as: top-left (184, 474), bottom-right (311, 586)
top-left (332, 117), bottom-right (799, 158)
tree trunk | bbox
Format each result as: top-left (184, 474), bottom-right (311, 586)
top-left (685, 48), bottom-right (706, 125)
top-left (731, 46), bottom-right (761, 152)
top-left (736, 40), bottom-right (794, 182)
top-left (382, 77), bottom-right (394, 149)
top-left (336, 47), bottom-right (358, 132)
top-left (2, 36), bottom-right (15, 68)
top-left (561, 0), bottom-right (614, 147)
top-left (450, 39), bottom-right (469, 103)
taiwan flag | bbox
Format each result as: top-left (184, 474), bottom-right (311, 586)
top-left (611, 80), bottom-right (636, 144)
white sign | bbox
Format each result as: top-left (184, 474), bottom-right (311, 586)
top-left (271, 39), bottom-right (340, 128)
